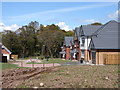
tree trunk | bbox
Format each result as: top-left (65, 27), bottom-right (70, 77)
top-left (49, 49), bottom-right (53, 59)
top-left (22, 49), bottom-right (25, 58)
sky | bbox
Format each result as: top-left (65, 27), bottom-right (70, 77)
top-left (0, 2), bottom-right (119, 31)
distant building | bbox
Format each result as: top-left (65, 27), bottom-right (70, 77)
top-left (0, 43), bottom-right (11, 62)
top-left (60, 20), bottom-right (120, 64)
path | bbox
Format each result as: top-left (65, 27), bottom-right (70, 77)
top-left (12, 59), bottom-right (60, 68)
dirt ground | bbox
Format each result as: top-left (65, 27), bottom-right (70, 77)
top-left (2, 65), bottom-right (119, 88)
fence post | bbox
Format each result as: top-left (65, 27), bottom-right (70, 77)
top-left (61, 59), bottom-right (63, 66)
top-left (8, 60), bottom-right (10, 69)
top-left (43, 62), bottom-right (45, 68)
top-left (21, 62), bottom-right (23, 67)
top-left (53, 61), bottom-right (54, 67)
top-left (32, 61), bottom-right (34, 68)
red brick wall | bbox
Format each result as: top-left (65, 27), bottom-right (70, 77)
top-left (66, 47), bottom-right (71, 60)
top-left (78, 41), bottom-right (81, 60)
top-left (79, 51), bottom-right (81, 60)
top-left (2, 49), bottom-right (10, 54)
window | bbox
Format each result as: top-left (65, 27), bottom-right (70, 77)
top-left (81, 37), bottom-right (85, 46)
top-left (74, 42), bottom-right (76, 47)
top-left (81, 50), bottom-right (85, 58)
top-left (82, 38), bottom-right (85, 43)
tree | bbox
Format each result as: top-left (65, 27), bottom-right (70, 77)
top-left (91, 22), bottom-right (102, 25)
top-left (0, 32), bottom-right (2, 43)
top-left (65, 31), bottom-right (74, 36)
top-left (16, 25), bottom-right (37, 58)
top-left (37, 25), bottom-right (64, 58)
top-left (28, 21), bottom-right (39, 33)
top-left (2, 30), bottom-right (20, 55)
top-left (2, 21), bottom-right (73, 58)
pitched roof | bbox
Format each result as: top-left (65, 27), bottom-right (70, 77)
top-left (64, 36), bottom-right (74, 47)
top-left (91, 20), bottom-right (119, 49)
top-left (81, 25), bottom-right (102, 36)
top-left (75, 27), bottom-right (80, 37)
top-left (1, 43), bottom-right (12, 54)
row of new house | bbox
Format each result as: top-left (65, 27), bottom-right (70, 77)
top-left (59, 20), bottom-right (120, 65)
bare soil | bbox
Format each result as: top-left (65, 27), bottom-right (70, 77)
top-left (2, 65), bottom-right (119, 88)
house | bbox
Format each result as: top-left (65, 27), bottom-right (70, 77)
top-left (76, 25), bottom-right (102, 61)
top-left (89, 20), bottom-right (120, 64)
top-left (0, 43), bottom-right (11, 62)
top-left (60, 24), bottom-right (102, 61)
top-left (60, 20), bottom-right (119, 64)
top-left (59, 37), bottom-right (74, 60)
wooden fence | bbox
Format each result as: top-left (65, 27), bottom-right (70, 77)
top-left (11, 55), bottom-right (18, 60)
top-left (103, 54), bottom-right (120, 64)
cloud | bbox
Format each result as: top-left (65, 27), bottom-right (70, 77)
top-left (5, 3), bottom-right (115, 23)
top-left (77, 19), bottom-right (100, 24)
top-left (108, 10), bottom-right (119, 20)
top-left (84, 19), bottom-right (100, 23)
top-left (0, 22), bottom-right (21, 32)
top-left (44, 25), bottom-right (47, 27)
top-left (55, 22), bottom-right (72, 31)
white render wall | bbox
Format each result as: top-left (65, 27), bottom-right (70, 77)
top-left (79, 37), bottom-right (91, 50)
top-left (3, 54), bottom-right (10, 60)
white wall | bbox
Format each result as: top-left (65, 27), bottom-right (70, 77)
top-left (3, 54), bottom-right (10, 61)
top-left (80, 37), bottom-right (91, 50)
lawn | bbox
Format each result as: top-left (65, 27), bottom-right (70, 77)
top-left (26, 59), bottom-right (74, 64)
top-left (0, 63), bottom-right (18, 70)
top-left (0, 63), bottom-right (30, 70)
top-left (17, 57), bottom-right (36, 60)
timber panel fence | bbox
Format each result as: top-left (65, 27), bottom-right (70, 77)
top-left (103, 54), bottom-right (120, 64)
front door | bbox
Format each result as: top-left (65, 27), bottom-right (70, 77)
top-left (71, 53), bottom-right (73, 60)
top-left (2, 56), bottom-right (7, 63)
top-left (91, 51), bottom-right (96, 64)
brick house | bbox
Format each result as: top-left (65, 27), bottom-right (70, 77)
top-left (60, 24), bottom-right (102, 62)
top-left (0, 43), bottom-right (11, 62)
top-left (59, 37), bottom-right (74, 60)
top-left (60, 20), bottom-right (119, 64)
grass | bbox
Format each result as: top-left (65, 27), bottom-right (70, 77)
top-left (17, 57), bottom-right (36, 60)
top-left (0, 63), bottom-right (18, 70)
top-left (26, 59), bottom-right (73, 64)
top-left (17, 56), bottom-right (46, 60)
top-left (9, 60), bottom-right (20, 63)
top-left (0, 63), bottom-right (31, 70)
top-left (27, 62), bottom-right (41, 64)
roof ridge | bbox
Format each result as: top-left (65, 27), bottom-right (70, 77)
top-left (2, 44), bottom-right (12, 54)
top-left (92, 20), bottom-right (116, 36)
top-left (81, 24), bottom-right (102, 36)
top-left (82, 25), bottom-right (102, 26)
